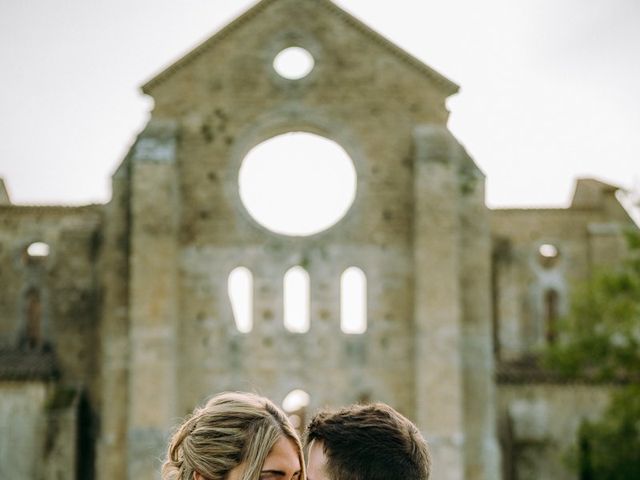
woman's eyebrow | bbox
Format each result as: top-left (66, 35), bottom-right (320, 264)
top-left (260, 469), bottom-right (302, 476)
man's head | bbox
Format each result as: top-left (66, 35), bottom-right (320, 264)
top-left (305, 403), bottom-right (431, 480)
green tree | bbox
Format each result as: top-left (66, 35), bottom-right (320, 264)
top-left (575, 386), bottom-right (640, 480)
top-left (545, 230), bottom-right (640, 479)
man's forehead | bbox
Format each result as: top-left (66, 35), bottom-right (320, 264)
top-left (307, 439), bottom-right (330, 480)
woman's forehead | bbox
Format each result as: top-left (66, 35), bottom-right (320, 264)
top-left (263, 437), bottom-right (301, 469)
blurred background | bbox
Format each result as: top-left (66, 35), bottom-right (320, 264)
top-left (0, 0), bottom-right (638, 212)
top-left (0, 1), bottom-right (639, 480)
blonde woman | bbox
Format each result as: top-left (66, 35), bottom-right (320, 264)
top-left (162, 392), bottom-right (304, 480)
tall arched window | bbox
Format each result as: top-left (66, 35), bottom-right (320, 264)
top-left (544, 289), bottom-right (559, 344)
top-left (24, 287), bottom-right (42, 348)
top-left (340, 267), bottom-right (367, 334)
top-left (284, 266), bottom-right (310, 333)
top-left (228, 267), bottom-right (253, 333)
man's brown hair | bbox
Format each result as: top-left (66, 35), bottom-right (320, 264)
top-left (305, 403), bottom-right (431, 480)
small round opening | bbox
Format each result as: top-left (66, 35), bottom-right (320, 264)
top-left (539, 244), bottom-right (558, 258)
top-left (27, 242), bottom-right (50, 257)
top-left (538, 243), bottom-right (560, 268)
top-left (273, 47), bottom-right (315, 80)
top-left (23, 241), bottom-right (50, 267)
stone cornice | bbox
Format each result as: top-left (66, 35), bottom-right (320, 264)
top-left (496, 358), bottom-right (640, 386)
top-left (0, 347), bottom-right (59, 381)
top-left (0, 204), bottom-right (103, 214)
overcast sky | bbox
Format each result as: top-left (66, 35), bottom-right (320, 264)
top-left (0, 0), bottom-right (638, 213)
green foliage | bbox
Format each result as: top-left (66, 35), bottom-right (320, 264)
top-left (575, 386), bottom-right (640, 480)
top-left (544, 229), bottom-right (640, 381)
top-left (544, 229), bottom-right (640, 478)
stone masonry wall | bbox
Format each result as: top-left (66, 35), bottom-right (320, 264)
top-left (0, 206), bottom-right (102, 397)
top-left (490, 183), bottom-right (635, 360)
top-left (497, 383), bottom-right (612, 480)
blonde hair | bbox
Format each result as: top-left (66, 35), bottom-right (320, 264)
top-left (162, 392), bottom-right (305, 480)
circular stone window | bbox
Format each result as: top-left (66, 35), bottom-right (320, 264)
top-left (239, 132), bottom-right (357, 236)
top-left (23, 241), bottom-right (50, 265)
top-left (538, 243), bottom-right (560, 268)
top-left (273, 47), bottom-right (315, 80)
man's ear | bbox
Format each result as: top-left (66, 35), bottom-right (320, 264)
top-left (193, 472), bottom-right (204, 480)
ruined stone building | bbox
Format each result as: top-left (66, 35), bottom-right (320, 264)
top-left (0, 1), bottom-right (636, 479)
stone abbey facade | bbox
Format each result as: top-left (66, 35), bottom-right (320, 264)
top-left (0, 1), bottom-right (636, 479)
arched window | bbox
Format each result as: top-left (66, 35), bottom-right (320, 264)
top-left (228, 267), bottom-right (253, 333)
top-left (284, 266), bottom-right (310, 333)
top-left (24, 287), bottom-right (42, 348)
top-left (340, 267), bottom-right (367, 334)
top-left (282, 389), bottom-right (311, 434)
top-left (544, 289), bottom-right (559, 344)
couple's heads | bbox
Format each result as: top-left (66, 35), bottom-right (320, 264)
top-left (162, 392), bottom-right (303, 480)
top-left (163, 392), bottom-right (431, 480)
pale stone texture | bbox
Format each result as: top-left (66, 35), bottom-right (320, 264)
top-left (0, 382), bottom-right (79, 480)
top-left (0, 382), bottom-right (48, 480)
top-left (0, 1), bottom-right (637, 480)
top-left (497, 384), bottom-right (612, 480)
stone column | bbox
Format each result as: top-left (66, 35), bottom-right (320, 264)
top-left (127, 120), bottom-right (179, 480)
top-left (412, 125), bottom-right (464, 480)
top-left (97, 160), bottom-right (131, 480)
top-left (457, 151), bottom-right (502, 480)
